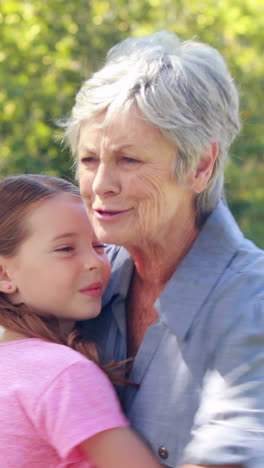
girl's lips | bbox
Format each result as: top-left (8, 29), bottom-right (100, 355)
top-left (79, 282), bottom-right (103, 297)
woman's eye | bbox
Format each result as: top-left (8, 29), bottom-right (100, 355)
top-left (80, 155), bottom-right (97, 165)
top-left (121, 156), bottom-right (139, 164)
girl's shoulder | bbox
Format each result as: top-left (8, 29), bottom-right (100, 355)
top-left (0, 338), bottom-right (98, 382)
top-left (0, 338), bottom-right (127, 458)
top-left (0, 338), bottom-right (113, 409)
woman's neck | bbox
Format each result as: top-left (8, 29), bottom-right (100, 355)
top-left (127, 217), bottom-right (199, 286)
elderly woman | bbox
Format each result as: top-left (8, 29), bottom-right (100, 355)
top-left (64, 32), bottom-right (264, 468)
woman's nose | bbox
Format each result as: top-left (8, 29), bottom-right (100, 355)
top-left (92, 163), bottom-right (120, 197)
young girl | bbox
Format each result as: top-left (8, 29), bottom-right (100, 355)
top-left (0, 174), bottom-right (161, 468)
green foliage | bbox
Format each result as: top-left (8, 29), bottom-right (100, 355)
top-left (0, 0), bottom-right (263, 246)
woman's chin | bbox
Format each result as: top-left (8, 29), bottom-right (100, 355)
top-left (91, 222), bottom-right (129, 246)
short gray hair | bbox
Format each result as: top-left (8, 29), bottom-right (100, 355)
top-left (64, 31), bottom-right (241, 225)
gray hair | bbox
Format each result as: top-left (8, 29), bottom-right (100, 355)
top-left (64, 31), bottom-right (241, 225)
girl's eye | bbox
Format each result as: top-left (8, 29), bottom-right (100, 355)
top-left (55, 246), bottom-right (74, 252)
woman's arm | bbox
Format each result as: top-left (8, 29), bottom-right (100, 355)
top-left (81, 426), bottom-right (162, 468)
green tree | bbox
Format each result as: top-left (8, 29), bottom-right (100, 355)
top-left (0, 0), bottom-right (263, 246)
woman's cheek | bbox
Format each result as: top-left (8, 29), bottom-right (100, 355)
top-left (79, 173), bottom-right (93, 204)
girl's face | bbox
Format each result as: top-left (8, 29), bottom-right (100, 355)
top-left (2, 193), bottom-right (111, 325)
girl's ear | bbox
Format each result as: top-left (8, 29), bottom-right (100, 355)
top-left (0, 263), bottom-right (17, 294)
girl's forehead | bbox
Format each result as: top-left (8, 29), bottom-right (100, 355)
top-left (25, 194), bottom-right (89, 233)
top-left (23, 192), bottom-right (81, 222)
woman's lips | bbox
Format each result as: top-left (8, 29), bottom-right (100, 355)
top-left (79, 282), bottom-right (103, 297)
top-left (94, 208), bottom-right (132, 221)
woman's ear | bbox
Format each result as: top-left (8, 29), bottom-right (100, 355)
top-left (189, 141), bottom-right (219, 193)
top-left (0, 263), bottom-right (17, 294)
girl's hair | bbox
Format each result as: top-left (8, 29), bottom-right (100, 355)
top-left (0, 174), bottom-right (123, 384)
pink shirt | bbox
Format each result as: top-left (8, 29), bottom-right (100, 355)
top-left (0, 338), bottom-right (128, 467)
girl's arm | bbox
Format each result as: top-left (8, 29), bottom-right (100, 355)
top-left (80, 426), bottom-right (162, 468)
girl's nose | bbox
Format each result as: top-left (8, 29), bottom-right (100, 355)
top-left (83, 249), bottom-right (100, 271)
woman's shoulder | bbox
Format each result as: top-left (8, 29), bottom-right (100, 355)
top-left (105, 244), bottom-right (126, 263)
top-left (105, 244), bottom-right (133, 273)
top-left (103, 245), bottom-right (134, 304)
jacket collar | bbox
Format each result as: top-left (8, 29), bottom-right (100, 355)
top-left (156, 200), bottom-right (244, 339)
top-left (103, 200), bottom-right (244, 340)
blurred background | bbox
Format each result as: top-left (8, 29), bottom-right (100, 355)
top-left (0, 0), bottom-right (263, 246)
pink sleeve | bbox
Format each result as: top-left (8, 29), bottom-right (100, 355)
top-left (32, 359), bottom-right (129, 459)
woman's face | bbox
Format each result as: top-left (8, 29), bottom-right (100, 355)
top-left (78, 106), bottom-right (195, 249)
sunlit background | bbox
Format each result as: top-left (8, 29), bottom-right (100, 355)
top-left (0, 0), bottom-right (263, 246)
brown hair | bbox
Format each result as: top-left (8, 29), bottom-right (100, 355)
top-left (0, 174), bottom-right (125, 384)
